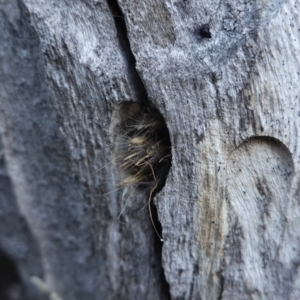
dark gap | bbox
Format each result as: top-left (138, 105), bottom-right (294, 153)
top-left (0, 249), bottom-right (27, 300)
top-left (106, 0), bottom-right (147, 101)
top-left (217, 272), bottom-right (225, 300)
top-left (117, 102), bottom-right (171, 178)
top-left (198, 24), bottom-right (212, 39)
top-left (106, 0), bottom-right (172, 297)
top-left (151, 203), bottom-right (171, 300)
top-left (117, 101), bottom-right (172, 219)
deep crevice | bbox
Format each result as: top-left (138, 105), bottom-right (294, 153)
top-left (0, 248), bottom-right (27, 300)
top-left (106, 0), bottom-right (171, 298)
top-left (106, 0), bottom-right (147, 102)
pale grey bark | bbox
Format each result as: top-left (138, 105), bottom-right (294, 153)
top-left (1, 0), bottom-right (300, 300)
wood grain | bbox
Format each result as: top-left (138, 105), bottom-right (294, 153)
top-left (1, 0), bottom-right (300, 299)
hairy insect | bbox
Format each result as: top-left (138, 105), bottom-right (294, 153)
top-left (115, 102), bottom-right (172, 241)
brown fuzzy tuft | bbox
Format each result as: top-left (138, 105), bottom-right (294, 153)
top-left (116, 102), bottom-right (172, 196)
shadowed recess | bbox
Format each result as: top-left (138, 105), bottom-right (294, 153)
top-left (111, 100), bottom-right (172, 246)
top-left (105, 0), bottom-right (172, 298)
top-left (116, 102), bottom-right (172, 196)
top-left (0, 248), bottom-right (27, 300)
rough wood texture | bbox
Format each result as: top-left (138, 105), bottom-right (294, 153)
top-left (1, 0), bottom-right (300, 299)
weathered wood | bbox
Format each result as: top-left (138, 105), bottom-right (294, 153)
top-left (1, 0), bottom-right (300, 299)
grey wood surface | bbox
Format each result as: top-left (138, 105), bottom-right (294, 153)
top-left (1, 0), bottom-right (300, 299)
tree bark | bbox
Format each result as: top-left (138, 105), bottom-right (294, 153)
top-left (1, 0), bottom-right (300, 299)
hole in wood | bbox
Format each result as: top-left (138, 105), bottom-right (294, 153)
top-left (112, 102), bottom-right (172, 241)
top-left (198, 24), bottom-right (212, 39)
top-left (116, 102), bottom-right (172, 195)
